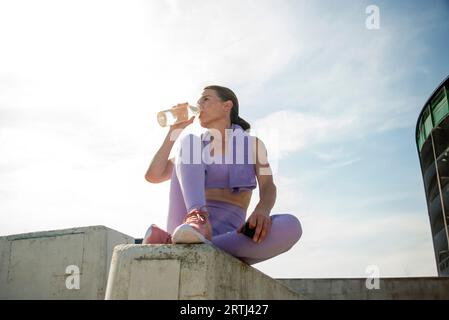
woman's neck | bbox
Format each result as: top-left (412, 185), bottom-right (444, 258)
top-left (209, 120), bottom-right (232, 142)
top-left (207, 120), bottom-right (232, 158)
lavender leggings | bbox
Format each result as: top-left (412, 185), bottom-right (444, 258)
top-left (166, 135), bottom-right (302, 265)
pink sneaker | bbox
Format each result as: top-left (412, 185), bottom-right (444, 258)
top-left (142, 224), bottom-right (172, 244)
top-left (172, 206), bottom-right (212, 244)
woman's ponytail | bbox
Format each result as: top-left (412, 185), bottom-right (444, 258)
top-left (231, 112), bottom-right (251, 131)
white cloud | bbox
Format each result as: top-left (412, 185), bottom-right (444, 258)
top-left (252, 110), bottom-right (357, 160)
top-left (312, 147), bottom-right (349, 162)
top-left (325, 157), bottom-right (361, 169)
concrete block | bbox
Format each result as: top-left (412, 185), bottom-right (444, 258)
top-left (0, 225), bottom-right (134, 299)
top-left (105, 244), bottom-right (306, 300)
top-left (277, 277), bottom-right (449, 300)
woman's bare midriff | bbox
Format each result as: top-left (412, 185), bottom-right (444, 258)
top-left (205, 188), bottom-right (252, 211)
top-left (205, 139), bottom-right (253, 210)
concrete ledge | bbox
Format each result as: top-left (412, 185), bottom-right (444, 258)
top-left (105, 244), bottom-right (305, 300)
top-left (277, 278), bottom-right (449, 300)
top-left (0, 225), bottom-right (134, 299)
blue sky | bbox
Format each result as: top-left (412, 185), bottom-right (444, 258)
top-left (0, 0), bottom-right (448, 279)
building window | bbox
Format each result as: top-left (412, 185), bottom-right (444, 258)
top-left (431, 88), bottom-right (449, 126)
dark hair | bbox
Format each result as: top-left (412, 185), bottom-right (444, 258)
top-left (204, 85), bottom-right (251, 131)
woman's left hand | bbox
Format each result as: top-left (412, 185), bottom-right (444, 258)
top-left (237, 209), bottom-right (272, 243)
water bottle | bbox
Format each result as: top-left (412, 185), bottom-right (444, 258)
top-left (157, 104), bottom-right (200, 127)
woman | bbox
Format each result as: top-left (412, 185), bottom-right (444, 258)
top-left (144, 85), bottom-right (302, 265)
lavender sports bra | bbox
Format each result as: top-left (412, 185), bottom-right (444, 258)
top-left (205, 161), bottom-right (230, 189)
top-left (201, 125), bottom-right (258, 193)
top-left (204, 153), bottom-right (256, 192)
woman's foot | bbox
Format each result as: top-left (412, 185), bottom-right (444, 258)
top-left (142, 224), bottom-right (172, 244)
top-left (172, 206), bottom-right (212, 244)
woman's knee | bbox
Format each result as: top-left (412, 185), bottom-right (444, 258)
top-left (272, 213), bottom-right (302, 246)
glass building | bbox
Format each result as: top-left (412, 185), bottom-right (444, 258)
top-left (416, 75), bottom-right (449, 277)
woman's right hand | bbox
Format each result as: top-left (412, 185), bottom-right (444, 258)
top-left (169, 102), bottom-right (196, 131)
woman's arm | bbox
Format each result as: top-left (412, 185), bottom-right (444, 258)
top-left (144, 129), bottom-right (177, 183)
top-left (238, 137), bottom-right (276, 243)
top-left (253, 137), bottom-right (277, 215)
top-left (145, 103), bottom-right (195, 184)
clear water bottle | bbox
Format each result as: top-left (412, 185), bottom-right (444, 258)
top-left (157, 104), bottom-right (200, 127)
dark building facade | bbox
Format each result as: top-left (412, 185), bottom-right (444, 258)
top-left (416, 75), bottom-right (449, 276)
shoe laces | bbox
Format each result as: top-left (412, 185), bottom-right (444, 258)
top-left (166, 234), bottom-right (172, 243)
top-left (184, 206), bottom-right (209, 225)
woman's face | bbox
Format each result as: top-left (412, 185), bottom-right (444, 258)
top-left (197, 89), bottom-right (231, 128)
